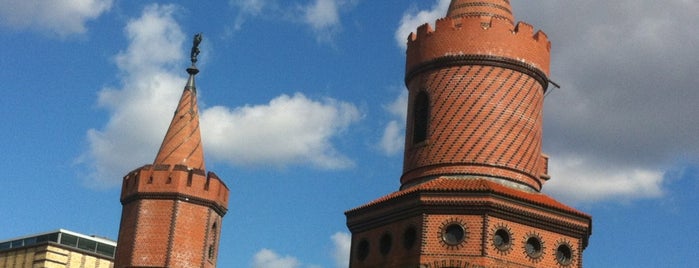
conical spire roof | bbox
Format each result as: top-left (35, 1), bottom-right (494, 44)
top-left (446, 0), bottom-right (514, 25)
top-left (153, 66), bottom-right (205, 170)
top-left (153, 34), bottom-right (206, 170)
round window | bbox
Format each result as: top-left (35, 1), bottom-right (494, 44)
top-left (556, 244), bottom-right (573, 266)
top-left (525, 236), bottom-right (543, 259)
top-left (442, 224), bottom-right (466, 246)
top-left (493, 229), bottom-right (511, 250)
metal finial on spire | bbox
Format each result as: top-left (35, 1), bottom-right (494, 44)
top-left (187, 33), bottom-right (202, 88)
top-left (190, 33), bottom-right (202, 66)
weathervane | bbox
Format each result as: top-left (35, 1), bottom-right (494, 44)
top-left (190, 33), bottom-right (202, 65)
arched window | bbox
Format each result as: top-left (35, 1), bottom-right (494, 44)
top-left (412, 91), bottom-right (429, 144)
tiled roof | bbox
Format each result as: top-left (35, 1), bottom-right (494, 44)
top-left (152, 71), bottom-right (206, 170)
top-left (349, 177), bottom-right (590, 218)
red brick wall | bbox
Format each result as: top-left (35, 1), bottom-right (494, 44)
top-left (114, 165), bottom-right (229, 268)
top-left (349, 215), bottom-right (423, 268)
top-left (402, 65), bottom-right (546, 191)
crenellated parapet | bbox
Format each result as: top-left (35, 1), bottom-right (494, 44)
top-left (120, 164), bottom-right (229, 216)
top-left (406, 16), bottom-right (551, 87)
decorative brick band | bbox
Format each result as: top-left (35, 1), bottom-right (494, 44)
top-left (450, 2), bottom-right (512, 14)
top-left (405, 54), bottom-right (549, 91)
top-left (121, 192), bottom-right (228, 216)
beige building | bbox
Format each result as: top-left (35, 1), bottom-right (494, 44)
top-left (0, 229), bottom-right (115, 268)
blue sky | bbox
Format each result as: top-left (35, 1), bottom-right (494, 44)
top-left (0, 0), bottom-right (698, 267)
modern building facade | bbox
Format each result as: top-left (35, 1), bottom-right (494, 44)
top-left (346, 1), bottom-right (592, 267)
top-left (0, 229), bottom-right (116, 268)
top-left (113, 35), bottom-right (230, 268)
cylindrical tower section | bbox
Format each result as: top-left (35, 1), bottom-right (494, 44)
top-left (401, 15), bottom-right (551, 192)
top-left (447, 0), bottom-right (514, 25)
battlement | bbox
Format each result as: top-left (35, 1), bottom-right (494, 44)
top-left (120, 164), bottom-right (229, 215)
top-left (406, 16), bottom-right (551, 83)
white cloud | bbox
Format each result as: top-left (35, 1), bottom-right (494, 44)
top-left (228, 0), bottom-right (357, 42)
top-left (544, 155), bottom-right (665, 204)
top-left (0, 0), bottom-right (112, 37)
top-left (79, 3), bottom-right (186, 188)
top-left (379, 90), bottom-right (408, 155)
top-left (252, 249), bottom-right (300, 268)
top-left (79, 3), bottom-right (360, 188)
top-left (201, 93), bottom-right (361, 169)
top-left (229, 0), bottom-right (270, 30)
top-left (394, 0), bottom-right (450, 49)
top-left (251, 232), bottom-right (350, 268)
top-left (331, 232), bottom-right (351, 268)
top-left (300, 0), bottom-right (356, 42)
top-left (303, 0), bottom-right (340, 31)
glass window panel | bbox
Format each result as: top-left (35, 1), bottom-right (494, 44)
top-left (47, 233), bottom-right (59, 243)
top-left (96, 243), bottom-right (116, 257)
top-left (60, 234), bottom-right (78, 247)
top-left (11, 240), bottom-right (23, 248)
top-left (77, 238), bottom-right (97, 251)
top-left (22, 237), bottom-right (37, 246)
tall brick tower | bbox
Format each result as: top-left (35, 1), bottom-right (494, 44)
top-left (346, 1), bottom-right (591, 267)
top-left (114, 34), bottom-right (229, 268)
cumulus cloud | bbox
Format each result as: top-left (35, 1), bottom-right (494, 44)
top-left (331, 232), bottom-right (351, 268)
top-left (299, 0), bottom-right (350, 41)
top-left (379, 90), bottom-right (408, 155)
top-left (201, 93), bottom-right (360, 169)
top-left (229, 0), bottom-right (270, 30)
top-left (252, 232), bottom-right (350, 268)
top-left (544, 155), bottom-right (664, 203)
top-left (395, 0), bottom-right (699, 203)
top-left (297, 0), bottom-right (358, 42)
top-left (228, 0), bottom-right (355, 42)
top-left (0, 0), bottom-right (112, 37)
top-left (395, 0), bottom-right (450, 49)
top-left (252, 249), bottom-right (301, 268)
top-left (80, 4), bottom-right (186, 188)
top-left (80, 3), bottom-right (360, 188)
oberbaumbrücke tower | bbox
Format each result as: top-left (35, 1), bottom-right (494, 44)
top-left (114, 34), bottom-right (229, 268)
top-left (346, 1), bottom-right (592, 267)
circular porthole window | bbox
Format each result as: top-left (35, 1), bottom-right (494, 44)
top-left (524, 236), bottom-right (544, 260)
top-left (442, 223), bottom-right (466, 246)
top-left (379, 233), bottom-right (392, 256)
top-left (403, 226), bottom-right (417, 250)
top-left (356, 239), bottom-right (369, 261)
top-left (556, 243), bottom-right (573, 266)
top-left (493, 229), bottom-right (512, 251)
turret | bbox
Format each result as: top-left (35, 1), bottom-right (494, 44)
top-left (345, 2), bottom-right (591, 267)
top-left (114, 34), bottom-right (229, 268)
top-left (402, 0), bottom-right (552, 192)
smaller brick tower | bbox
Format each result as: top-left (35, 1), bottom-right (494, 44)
top-left (114, 34), bottom-right (229, 268)
top-left (346, 1), bottom-right (591, 267)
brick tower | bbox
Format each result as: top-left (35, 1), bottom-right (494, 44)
top-left (346, 1), bottom-right (591, 267)
top-left (114, 34), bottom-right (229, 268)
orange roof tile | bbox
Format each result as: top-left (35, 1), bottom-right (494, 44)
top-left (153, 69), bottom-right (206, 170)
top-left (350, 177), bottom-right (590, 218)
